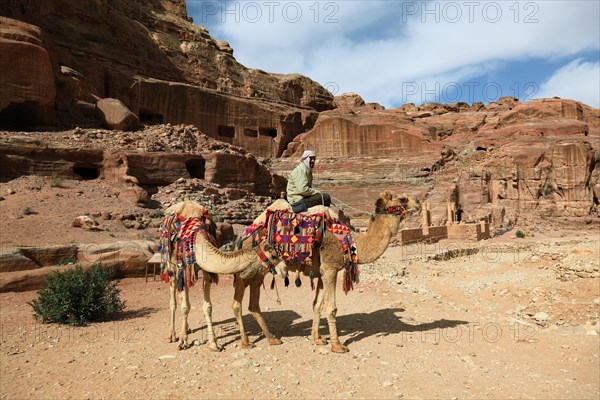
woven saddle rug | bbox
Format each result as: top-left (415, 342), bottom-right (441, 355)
top-left (158, 213), bottom-right (218, 291)
top-left (237, 210), bottom-right (359, 293)
top-left (265, 210), bottom-right (325, 264)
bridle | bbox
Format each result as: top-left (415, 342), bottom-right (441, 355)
top-left (374, 205), bottom-right (406, 220)
top-left (254, 245), bottom-right (278, 275)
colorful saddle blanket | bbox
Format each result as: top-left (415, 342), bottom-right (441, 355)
top-left (237, 210), bottom-right (359, 293)
top-left (266, 210), bottom-right (325, 264)
top-left (158, 213), bottom-right (217, 291)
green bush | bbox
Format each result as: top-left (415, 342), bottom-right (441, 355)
top-left (50, 175), bottom-right (64, 188)
top-left (22, 207), bottom-right (37, 215)
top-left (149, 210), bottom-right (164, 219)
top-left (516, 230), bottom-right (526, 238)
top-left (57, 257), bottom-right (76, 266)
top-left (29, 264), bottom-right (125, 325)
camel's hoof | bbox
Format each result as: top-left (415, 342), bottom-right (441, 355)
top-left (330, 342), bottom-right (349, 353)
top-left (241, 341), bottom-right (255, 349)
top-left (168, 335), bottom-right (178, 343)
top-left (177, 342), bottom-right (190, 350)
top-left (209, 342), bottom-right (224, 352)
top-left (268, 337), bottom-right (283, 346)
top-left (312, 337), bottom-right (327, 346)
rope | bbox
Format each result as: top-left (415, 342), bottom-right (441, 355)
top-left (329, 195), bottom-right (375, 217)
top-left (262, 276), bottom-right (282, 305)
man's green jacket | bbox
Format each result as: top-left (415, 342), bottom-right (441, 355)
top-left (286, 162), bottom-right (319, 203)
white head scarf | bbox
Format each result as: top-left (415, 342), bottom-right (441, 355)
top-left (301, 150), bottom-right (316, 167)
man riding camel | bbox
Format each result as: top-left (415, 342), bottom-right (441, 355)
top-left (286, 150), bottom-right (331, 212)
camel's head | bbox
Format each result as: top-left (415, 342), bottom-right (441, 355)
top-left (256, 242), bottom-right (288, 279)
top-left (398, 193), bottom-right (422, 213)
top-left (375, 190), bottom-right (422, 218)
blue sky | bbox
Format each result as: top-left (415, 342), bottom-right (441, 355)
top-left (187, 1), bottom-right (600, 108)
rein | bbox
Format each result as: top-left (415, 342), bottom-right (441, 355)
top-left (331, 195), bottom-right (406, 219)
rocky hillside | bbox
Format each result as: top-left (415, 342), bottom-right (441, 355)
top-left (278, 95), bottom-right (599, 226)
top-left (0, 0), bottom-right (332, 157)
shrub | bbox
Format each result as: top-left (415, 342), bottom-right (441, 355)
top-left (22, 207), bottom-right (37, 215)
top-left (543, 185), bottom-right (554, 196)
top-left (50, 175), bottom-right (64, 188)
top-left (150, 210), bottom-right (164, 219)
top-left (29, 264), bottom-right (125, 325)
top-left (516, 230), bottom-right (526, 238)
top-left (57, 257), bottom-right (76, 266)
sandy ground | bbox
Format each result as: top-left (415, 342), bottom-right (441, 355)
top-left (1, 175), bottom-right (599, 399)
top-left (1, 231), bottom-right (599, 399)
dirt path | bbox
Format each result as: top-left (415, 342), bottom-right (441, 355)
top-left (1, 234), bottom-right (599, 399)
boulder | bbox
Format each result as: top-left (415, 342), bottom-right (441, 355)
top-left (333, 93), bottom-right (366, 109)
top-left (96, 98), bottom-right (139, 131)
top-left (72, 215), bottom-right (99, 229)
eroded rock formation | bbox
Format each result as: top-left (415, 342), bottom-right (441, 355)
top-left (0, 0), bottom-right (333, 156)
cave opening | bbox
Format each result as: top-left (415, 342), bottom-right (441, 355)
top-left (259, 127), bottom-right (277, 138)
top-left (73, 166), bottom-right (100, 180)
top-left (185, 158), bottom-right (205, 179)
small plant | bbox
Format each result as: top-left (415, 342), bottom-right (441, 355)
top-left (150, 210), bottom-right (165, 219)
top-left (543, 185), bottom-right (554, 196)
top-left (29, 264), bottom-right (125, 325)
top-left (23, 207), bottom-right (37, 215)
top-left (57, 257), bottom-right (76, 266)
top-left (50, 174), bottom-right (64, 188)
top-left (516, 230), bottom-right (526, 238)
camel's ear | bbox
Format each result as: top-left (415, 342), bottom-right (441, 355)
top-left (379, 190), bottom-right (395, 202)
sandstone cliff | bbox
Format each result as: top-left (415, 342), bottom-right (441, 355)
top-left (278, 97), bottom-right (599, 222)
top-left (0, 0), bottom-right (333, 157)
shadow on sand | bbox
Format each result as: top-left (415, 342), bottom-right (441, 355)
top-left (114, 306), bottom-right (160, 320)
top-left (206, 308), bottom-right (469, 347)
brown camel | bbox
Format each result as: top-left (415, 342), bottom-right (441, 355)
top-left (237, 190), bottom-right (420, 353)
top-left (161, 201), bottom-right (287, 350)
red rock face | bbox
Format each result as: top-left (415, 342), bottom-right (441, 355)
top-left (0, 0), bottom-right (333, 156)
top-left (0, 17), bottom-right (56, 126)
top-left (282, 97), bottom-right (598, 222)
top-left (131, 78), bottom-right (317, 157)
top-left (286, 108), bottom-right (443, 159)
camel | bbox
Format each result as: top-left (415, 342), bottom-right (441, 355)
top-left (161, 201), bottom-right (288, 351)
top-left (237, 190), bottom-right (420, 353)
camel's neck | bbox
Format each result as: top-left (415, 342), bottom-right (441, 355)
top-left (194, 235), bottom-right (258, 274)
top-left (355, 215), bottom-right (401, 264)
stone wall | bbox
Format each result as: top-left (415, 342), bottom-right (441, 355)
top-left (398, 223), bottom-right (490, 245)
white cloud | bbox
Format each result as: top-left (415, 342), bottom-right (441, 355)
top-left (536, 59), bottom-right (600, 108)
top-left (194, 0), bottom-right (600, 107)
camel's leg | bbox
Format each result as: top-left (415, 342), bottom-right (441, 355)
top-left (232, 275), bottom-right (253, 349)
top-left (322, 267), bottom-right (348, 353)
top-left (248, 275), bottom-right (282, 346)
top-left (168, 281), bottom-right (177, 343)
top-left (311, 277), bottom-right (327, 346)
top-left (202, 271), bottom-right (223, 351)
top-left (178, 282), bottom-right (191, 350)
